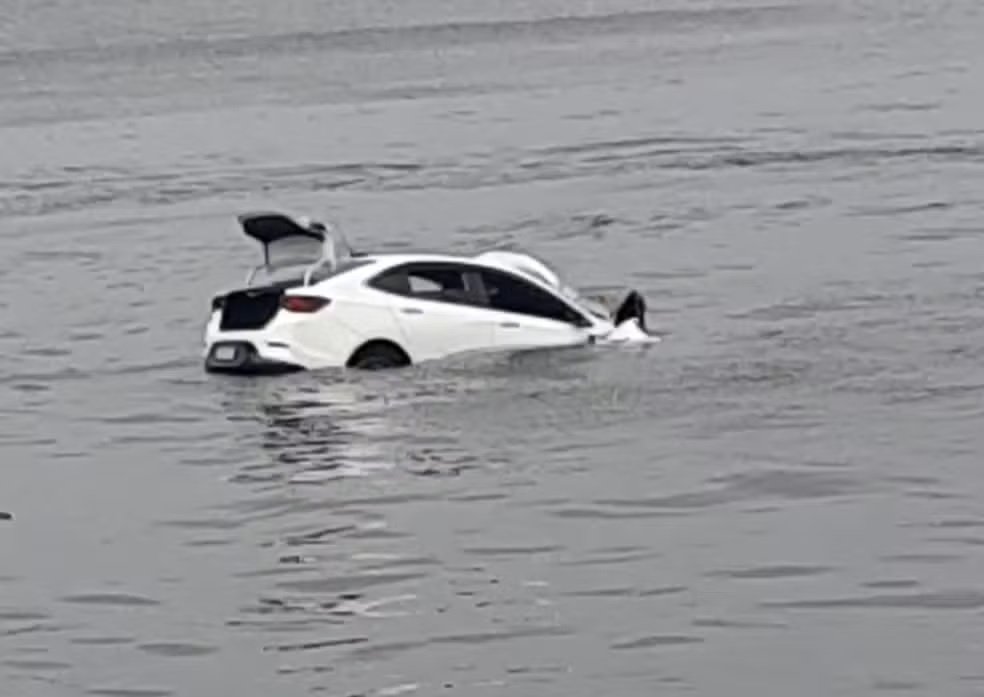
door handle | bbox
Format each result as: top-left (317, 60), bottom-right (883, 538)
top-left (499, 321), bottom-right (520, 328)
top-left (401, 307), bottom-right (423, 315)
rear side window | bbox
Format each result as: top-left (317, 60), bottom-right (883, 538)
top-left (479, 269), bottom-right (588, 325)
top-left (368, 263), bottom-right (477, 305)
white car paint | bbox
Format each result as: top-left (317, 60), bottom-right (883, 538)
top-left (203, 212), bottom-right (654, 374)
top-left (388, 295), bottom-right (497, 362)
top-left (487, 308), bottom-right (588, 352)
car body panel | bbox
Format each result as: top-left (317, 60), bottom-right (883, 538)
top-left (388, 295), bottom-right (496, 362)
top-left (487, 310), bottom-right (591, 352)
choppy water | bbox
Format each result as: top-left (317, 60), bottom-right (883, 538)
top-left (3, 0), bottom-right (984, 695)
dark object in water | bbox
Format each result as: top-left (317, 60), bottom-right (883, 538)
top-left (0, 511), bottom-right (12, 521)
top-left (614, 289), bottom-right (648, 331)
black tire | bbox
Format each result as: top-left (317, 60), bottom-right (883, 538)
top-left (346, 341), bottom-right (411, 370)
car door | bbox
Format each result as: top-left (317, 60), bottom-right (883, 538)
top-left (368, 263), bottom-right (496, 362)
top-left (475, 267), bottom-right (592, 351)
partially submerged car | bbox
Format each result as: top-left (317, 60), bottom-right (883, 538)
top-left (203, 211), bottom-right (653, 374)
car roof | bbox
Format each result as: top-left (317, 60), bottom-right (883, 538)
top-left (345, 251), bottom-right (535, 275)
top-left (396, 250), bottom-right (562, 271)
top-left (319, 250), bottom-right (560, 292)
top-left (364, 251), bottom-right (488, 265)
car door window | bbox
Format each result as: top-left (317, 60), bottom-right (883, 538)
top-left (369, 264), bottom-right (478, 305)
top-left (478, 269), bottom-right (588, 325)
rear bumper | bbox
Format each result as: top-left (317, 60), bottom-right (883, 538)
top-left (204, 340), bottom-right (304, 375)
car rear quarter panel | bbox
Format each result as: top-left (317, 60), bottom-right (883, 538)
top-left (303, 294), bottom-right (412, 362)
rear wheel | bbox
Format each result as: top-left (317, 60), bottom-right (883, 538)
top-left (346, 341), bottom-right (411, 370)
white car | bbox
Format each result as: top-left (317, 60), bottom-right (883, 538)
top-left (203, 211), bottom-right (653, 374)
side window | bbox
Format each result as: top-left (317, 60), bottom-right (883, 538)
top-left (369, 264), bottom-right (475, 305)
top-left (370, 268), bottom-right (411, 295)
top-left (479, 269), bottom-right (587, 325)
top-left (408, 274), bottom-right (442, 294)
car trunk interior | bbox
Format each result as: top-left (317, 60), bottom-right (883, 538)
top-left (214, 277), bottom-right (303, 331)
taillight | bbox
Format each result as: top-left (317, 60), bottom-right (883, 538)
top-left (281, 295), bottom-right (331, 313)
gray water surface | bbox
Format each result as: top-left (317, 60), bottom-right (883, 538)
top-left (3, 1), bottom-right (984, 695)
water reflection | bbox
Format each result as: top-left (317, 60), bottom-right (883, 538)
top-left (208, 344), bottom-right (665, 487)
top-left (213, 372), bottom-right (413, 482)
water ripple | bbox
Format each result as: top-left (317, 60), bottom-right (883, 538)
top-left (611, 635), bottom-right (704, 650)
top-left (4, 1), bottom-right (984, 694)
top-left (60, 593), bottom-right (161, 607)
top-left (707, 564), bottom-right (834, 580)
top-left (763, 589), bottom-right (984, 610)
top-left (5, 140), bottom-right (983, 219)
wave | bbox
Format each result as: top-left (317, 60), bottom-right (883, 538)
top-left (0, 4), bottom-right (803, 67)
top-left (3, 137), bottom-right (981, 219)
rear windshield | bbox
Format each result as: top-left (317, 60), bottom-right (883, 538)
top-left (251, 257), bottom-right (374, 287)
top-left (267, 236), bottom-right (324, 267)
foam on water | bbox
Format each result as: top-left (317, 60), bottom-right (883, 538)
top-left (602, 318), bottom-right (661, 345)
